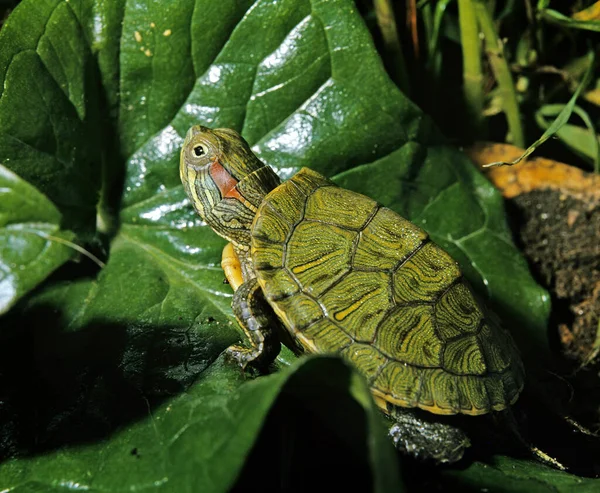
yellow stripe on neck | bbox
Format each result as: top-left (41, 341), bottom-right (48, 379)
top-left (187, 168), bottom-right (206, 215)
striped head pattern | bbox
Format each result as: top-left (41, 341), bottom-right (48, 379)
top-left (180, 125), bottom-right (280, 250)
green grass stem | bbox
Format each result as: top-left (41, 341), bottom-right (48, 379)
top-left (374, 0), bottom-right (410, 94)
top-left (474, 0), bottom-right (525, 148)
top-left (458, 0), bottom-right (486, 139)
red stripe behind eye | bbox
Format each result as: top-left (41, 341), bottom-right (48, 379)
top-left (209, 160), bottom-right (244, 201)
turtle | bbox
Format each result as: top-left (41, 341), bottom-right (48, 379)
top-left (179, 125), bottom-right (526, 463)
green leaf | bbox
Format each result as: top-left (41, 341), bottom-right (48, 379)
top-left (0, 0), bottom-right (552, 489)
top-left (0, 354), bottom-right (402, 492)
top-left (0, 165), bottom-right (75, 314)
top-left (0, 0), bottom-right (105, 234)
top-left (539, 5), bottom-right (600, 32)
top-left (444, 455), bottom-right (600, 492)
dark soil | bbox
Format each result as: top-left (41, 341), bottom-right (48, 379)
top-left (507, 188), bottom-right (600, 431)
top-left (509, 190), bottom-right (600, 362)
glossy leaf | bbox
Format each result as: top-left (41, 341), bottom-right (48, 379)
top-left (0, 165), bottom-right (74, 314)
top-left (0, 0), bottom-right (553, 490)
top-left (443, 456), bottom-right (600, 492)
top-left (0, 0), bottom-right (104, 234)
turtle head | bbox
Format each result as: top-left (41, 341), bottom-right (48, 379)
top-left (180, 125), bottom-right (280, 250)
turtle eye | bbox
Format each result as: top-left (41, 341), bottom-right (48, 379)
top-left (193, 145), bottom-right (206, 157)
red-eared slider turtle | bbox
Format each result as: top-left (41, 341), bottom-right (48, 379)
top-left (180, 125), bottom-right (525, 462)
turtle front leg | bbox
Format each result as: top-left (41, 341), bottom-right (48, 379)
top-left (227, 277), bottom-right (282, 369)
top-left (221, 242), bottom-right (244, 291)
top-left (221, 243), bottom-right (281, 369)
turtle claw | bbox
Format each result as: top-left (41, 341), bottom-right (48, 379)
top-left (225, 344), bottom-right (254, 370)
top-left (225, 343), bottom-right (273, 372)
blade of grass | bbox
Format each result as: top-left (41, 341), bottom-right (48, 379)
top-left (497, 0), bottom-right (518, 20)
top-left (473, 0), bottom-right (525, 147)
top-left (420, 0), bottom-right (451, 105)
top-left (538, 2), bottom-right (600, 32)
top-left (428, 0), bottom-right (452, 57)
top-left (485, 51), bottom-right (596, 167)
top-left (374, 0), bottom-right (410, 94)
top-left (459, 0), bottom-right (486, 139)
top-left (421, 1), bottom-right (434, 51)
top-left (535, 104), bottom-right (600, 173)
top-left (428, 0), bottom-right (452, 79)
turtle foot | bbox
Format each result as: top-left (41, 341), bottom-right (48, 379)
top-left (388, 409), bottom-right (471, 464)
top-left (225, 344), bottom-right (258, 370)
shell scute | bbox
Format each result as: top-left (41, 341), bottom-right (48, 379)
top-left (255, 266), bottom-right (300, 301)
top-left (376, 305), bottom-right (443, 367)
top-left (477, 322), bottom-right (512, 373)
top-left (300, 318), bottom-right (353, 353)
top-left (443, 335), bottom-right (487, 375)
top-left (435, 283), bottom-right (483, 339)
top-left (252, 209), bottom-right (289, 244)
top-left (341, 343), bottom-right (387, 383)
top-left (286, 222), bottom-right (354, 298)
top-left (304, 186), bottom-right (377, 230)
top-left (484, 377), bottom-right (509, 411)
top-left (273, 293), bottom-right (323, 332)
top-left (320, 271), bottom-right (389, 343)
top-left (259, 180), bottom-right (306, 227)
top-left (393, 242), bottom-right (461, 303)
top-left (354, 207), bottom-right (428, 271)
top-left (374, 362), bottom-right (420, 407)
top-left (252, 237), bottom-right (283, 271)
top-left (458, 376), bottom-right (490, 413)
top-left (426, 369), bottom-right (461, 413)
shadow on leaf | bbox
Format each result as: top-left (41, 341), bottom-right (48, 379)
top-left (0, 300), bottom-right (228, 460)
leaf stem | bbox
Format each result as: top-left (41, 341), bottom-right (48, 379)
top-left (458, 0), bottom-right (486, 139)
top-left (473, 0), bottom-right (525, 148)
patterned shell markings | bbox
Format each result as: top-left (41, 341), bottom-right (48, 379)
top-left (250, 168), bottom-right (524, 416)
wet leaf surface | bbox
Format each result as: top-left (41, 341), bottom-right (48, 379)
top-left (0, 356), bottom-right (401, 492)
top-left (443, 456), bottom-right (600, 493)
top-left (0, 165), bottom-right (74, 314)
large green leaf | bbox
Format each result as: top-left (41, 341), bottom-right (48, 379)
top-left (0, 355), bottom-right (402, 492)
top-left (0, 1), bottom-right (104, 234)
top-left (0, 165), bottom-right (74, 314)
top-left (0, 0), bottom-right (554, 490)
top-left (443, 456), bottom-right (599, 492)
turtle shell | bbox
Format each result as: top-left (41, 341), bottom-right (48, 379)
top-left (250, 167), bottom-right (525, 416)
